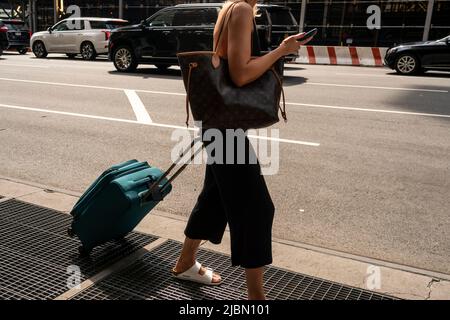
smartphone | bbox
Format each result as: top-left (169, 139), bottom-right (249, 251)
top-left (297, 28), bottom-right (318, 42)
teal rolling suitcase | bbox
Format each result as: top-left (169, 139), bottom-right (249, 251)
top-left (68, 141), bottom-right (200, 255)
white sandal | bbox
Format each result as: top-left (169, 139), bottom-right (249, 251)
top-left (172, 261), bottom-right (222, 286)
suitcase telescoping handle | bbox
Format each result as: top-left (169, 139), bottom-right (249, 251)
top-left (141, 139), bottom-right (203, 203)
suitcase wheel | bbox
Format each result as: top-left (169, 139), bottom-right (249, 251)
top-left (78, 245), bottom-right (92, 257)
top-left (67, 227), bottom-right (75, 238)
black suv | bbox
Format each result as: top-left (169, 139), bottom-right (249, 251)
top-left (0, 19), bottom-right (31, 54)
top-left (109, 3), bottom-right (298, 72)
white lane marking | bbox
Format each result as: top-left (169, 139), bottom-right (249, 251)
top-left (335, 73), bottom-right (402, 78)
top-left (287, 102), bottom-right (450, 118)
top-left (1, 76), bottom-right (447, 97)
top-left (124, 89), bottom-right (152, 124)
top-left (305, 82), bottom-right (448, 93)
top-left (0, 77), bottom-right (185, 96)
top-left (248, 134), bottom-right (319, 147)
top-left (0, 63), bottom-right (49, 69)
top-left (1, 77), bottom-right (449, 118)
top-left (0, 103), bottom-right (320, 147)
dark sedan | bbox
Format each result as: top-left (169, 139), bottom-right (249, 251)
top-left (0, 22), bottom-right (8, 55)
top-left (0, 19), bottom-right (31, 54)
top-left (384, 35), bottom-right (450, 75)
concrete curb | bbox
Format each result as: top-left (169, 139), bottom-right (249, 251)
top-left (1, 177), bottom-right (450, 300)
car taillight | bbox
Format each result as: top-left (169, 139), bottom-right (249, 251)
top-left (103, 30), bottom-right (111, 41)
top-left (0, 26), bottom-right (8, 33)
top-left (29, 31), bottom-right (32, 38)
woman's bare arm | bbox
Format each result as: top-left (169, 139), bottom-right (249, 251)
top-left (227, 2), bottom-right (310, 87)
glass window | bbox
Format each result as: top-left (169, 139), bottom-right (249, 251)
top-left (302, 0), bottom-right (434, 46)
top-left (3, 20), bottom-right (28, 31)
top-left (202, 8), bottom-right (219, 26)
top-left (66, 20), bottom-right (85, 31)
top-left (429, 0), bottom-right (450, 41)
top-left (267, 9), bottom-right (297, 26)
top-left (172, 8), bottom-right (217, 26)
top-left (89, 20), bottom-right (129, 30)
top-left (53, 21), bottom-right (70, 31)
top-left (148, 10), bottom-right (175, 27)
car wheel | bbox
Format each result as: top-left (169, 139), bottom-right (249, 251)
top-left (395, 54), bottom-right (419, 75)
top-left (32, 41), bottom-right (48, 58)
top-left (66, 53), bottom-right (76, 59)
top-left (80, 42), bottom-right (96, 60)
top-left (155, 63), bottom-right (171, 71)
top-left (18, 48), bottom-right (28, 55)
top-left (113, 46), bottom-right (138, 72)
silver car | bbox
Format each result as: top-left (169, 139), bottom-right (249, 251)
top-left (31, 17), bottom-right (128, 60)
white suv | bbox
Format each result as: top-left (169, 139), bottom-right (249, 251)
top-left (31, 17), bottom-right (128, 60)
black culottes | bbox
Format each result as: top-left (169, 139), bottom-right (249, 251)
top-left (184, 130), bottom-right (275, 269)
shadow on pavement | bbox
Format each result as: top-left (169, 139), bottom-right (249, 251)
top-left (108, 67), bottom-right (309, 86)
top-left (381, 84), bottom-right (450, 120)
top-left (108, 68), bottom-right (182, 80)
top-left (386, 71), bottom-right (450, 79)
top-left (283, 75), bottom-right (308, 86)
top-left (29, 56), bottom-right (111, 62)
top-left (284, 64), bottom-right (305, 71)
top-left (1, 51), bottom-right (25, 56)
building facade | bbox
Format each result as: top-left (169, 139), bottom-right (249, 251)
top-left (1, 0), bottom-right (449, 47)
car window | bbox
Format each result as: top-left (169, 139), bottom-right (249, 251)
top-left (90, 20), bottom-right (129, 30)
top-left (53, 21), bottom-right (70, 31)
top-left (3, 21), bottom-right (27, 31)
top-left (66, 19), bottom-right (84, 31)
top-left (173, 8), bottom-right (218, 26)
top-left (267, 9), bottom-right (297, 26)
top-left (148, 10), bottom-right (175, 27)
top-left (202, 8), bottom-right (218, 25)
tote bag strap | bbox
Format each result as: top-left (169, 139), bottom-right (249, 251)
top-left (184, 1), bottom-right (287, 127)
top-left (184, 1), bottom-right (242, 127)
top-left (213, 1), bottom-right (243, 54)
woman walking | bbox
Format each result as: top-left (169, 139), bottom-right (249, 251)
top-left (173, 0), bottom-right (312, 300)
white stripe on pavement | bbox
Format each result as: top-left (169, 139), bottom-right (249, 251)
top-left (0, 77), bottom-right (185, 96)
top-left (305, 82), bottom-right (448, 93)
top-left (1, 77), bottom-right (447, 96)
top-left (287, 102), bottom-right (450, 118)
top-left (124, 89), bottom-right (153, 124)
top-left (1, 77), bottom-right (449, 118)
top-left (335, 73), bottom-right (404, 78)
top-left (0, 63), bottom-right (50, 69)
top-left (0, 103), bottom-right (320, 147)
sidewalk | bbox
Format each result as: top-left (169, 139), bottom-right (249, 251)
top-left (1, 176), bottom-right (449, 300)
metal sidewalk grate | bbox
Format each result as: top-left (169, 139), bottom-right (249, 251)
top-left (0, 199), bottom-right (158, 300)
top-left (72, 240), bottom-right (397, 300)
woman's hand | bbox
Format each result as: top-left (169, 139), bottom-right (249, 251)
top-left (278, 33), bottom-right (313, 56)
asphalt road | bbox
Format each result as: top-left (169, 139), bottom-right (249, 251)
top-left (1, 52), bottom-right (449, 275)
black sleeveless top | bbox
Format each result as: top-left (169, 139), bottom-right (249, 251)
top-left (216, 18), bottom-right (261, 57)
top-left (251, 20), bottom-right (262, 57)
